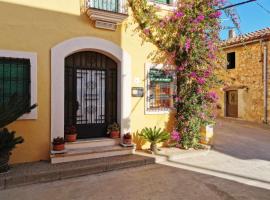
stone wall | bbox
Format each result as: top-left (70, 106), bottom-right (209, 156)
top-left (216, 40), bottom-right (270, 123)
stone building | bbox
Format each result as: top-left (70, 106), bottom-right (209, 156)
top-left (217, 28), bottom-right (270, 123)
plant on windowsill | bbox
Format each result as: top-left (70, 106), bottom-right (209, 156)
top-left (123, 132), bottom-right (132, 145)
top-left (64, 125), bottom-right (77, 142)
top-left (52, 137), bottom-right (65, 151)
top-left (0, 128), bottom-right (24, 173)
top-left (139, 127), bottom-right (169, 153)
top-left (107, 123), bottom-right (120, 139)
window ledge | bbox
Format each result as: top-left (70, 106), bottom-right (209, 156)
top-left (86, 8), bottom-right (128, 31)
top-left (145, 109), bottom-right (171, 115)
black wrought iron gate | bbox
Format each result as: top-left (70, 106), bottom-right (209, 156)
top-left (64, 51), bottom-right (117, 139)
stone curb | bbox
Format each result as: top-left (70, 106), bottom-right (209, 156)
top-left (0, 155), bottom-right (155, 190)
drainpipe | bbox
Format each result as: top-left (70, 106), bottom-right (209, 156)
top-left (264, 44), bottom-right (268, 123)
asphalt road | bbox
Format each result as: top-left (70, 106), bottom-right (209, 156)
top-left (0, 164), bottom-right (269, 200)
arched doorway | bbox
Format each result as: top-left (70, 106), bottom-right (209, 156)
top-left (64, 51), bottom-right (117, 139)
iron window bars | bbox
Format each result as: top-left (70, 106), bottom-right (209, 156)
top-left (147, 68), bottom-right (176, 112)
top-left (0, 57), bottom-right (31, 112)
top-left (86, 0), bottom-right (128, 14)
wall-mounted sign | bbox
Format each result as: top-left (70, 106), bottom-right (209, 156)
top-left (149, 69), bottom-right (173, 83)
top-left (132, 87), bottom-right (144, 97)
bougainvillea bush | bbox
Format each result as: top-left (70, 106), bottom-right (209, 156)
top-left (128, 0), bottom-right (238, 149)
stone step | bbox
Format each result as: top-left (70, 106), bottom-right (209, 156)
top-left (65, 138), bottom-right (120, 150)
top-left (0, 155), bottom-right (155, 190)
top-left (51, 145), bottom-right (134, 164)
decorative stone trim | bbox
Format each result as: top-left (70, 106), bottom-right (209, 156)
top-left (51, 37), bottom-right (131, 142)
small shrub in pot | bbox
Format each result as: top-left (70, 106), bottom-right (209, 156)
top-left (123, 133), bottom-right (132, 145)
top-left (52, 137), bottom-right (65, 151)
top-left (107, 123), bottom-right (120, 138)
top-left (65, 126), bottom-right (77, 142)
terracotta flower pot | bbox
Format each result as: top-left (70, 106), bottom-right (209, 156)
top-left (123, 138), bottom-right (132, 145)
top-left (110, 131), bottom-right (120, 139)
top-left (53, 144), bottom-right (65, 151)
top-left (65, 134), bottom-right (77, 142)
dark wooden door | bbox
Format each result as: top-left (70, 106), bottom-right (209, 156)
top-left (226, 90), bottom-right (238, 118)
top-left (64, 51), bottom-right (117, 139)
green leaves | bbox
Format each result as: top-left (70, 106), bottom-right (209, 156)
top-left (139, 127), bottom-right (169, 144)
top-left (0, 128), bottom-right (24, 153)
top-left (129, 0), bottom-right (235, 149)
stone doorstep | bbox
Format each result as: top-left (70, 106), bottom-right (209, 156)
top-left (0, 155), bottom-right (155, 190)
top-left (50, 145), bottom-right (135, 164)
top-left (65, 138), bottom-right (120, 150)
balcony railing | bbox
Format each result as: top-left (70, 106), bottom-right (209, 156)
top-left (86, 0), bottom-right (128, 14)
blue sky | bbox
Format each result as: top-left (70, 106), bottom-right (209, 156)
top-left (220, 0), bottom-right (270, 40)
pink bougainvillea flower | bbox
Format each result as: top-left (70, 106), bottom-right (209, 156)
top-left (207, 91), bottom-right (219, 103)
top-left (209, 11), bottom-right (222, 18)
top-left (143, 28), bottom-right (150, 35)
top-left (175, 11), bottom-right (184, 18)
top-left (197, 14), bottom-right (205, 22)
top-left (189, 72), bottom-right (197, 78)
top-left (196, 77), bottom-right (206, 85)
top-left (185, 38), bottom-right (191, 52)
top-left (171, 130), bottom-right (181, 142)
top-left (178, 66), bottom-right (185, 71)
top-left (196, 87), bottom-right (202, 94)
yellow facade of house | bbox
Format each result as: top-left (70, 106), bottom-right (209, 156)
top-left (0, 0), bottom-right (175, 164)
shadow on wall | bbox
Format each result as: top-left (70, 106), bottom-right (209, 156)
top-left (132, 131), bottom-right (146, 150)
top-left (164, 109), bottom-right (176, 133)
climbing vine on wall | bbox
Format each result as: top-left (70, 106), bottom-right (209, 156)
top-left (128, 0), bottom-right (239, 148)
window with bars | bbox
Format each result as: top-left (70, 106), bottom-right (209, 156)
top-left (146, 68), bottom-right (175, 113)
top-left (0, 57), bottom-right (31, 110)
top-left (151, 0), bottom-right (172, 4)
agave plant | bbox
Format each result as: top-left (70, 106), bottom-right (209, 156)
top-left (139, 127), bottom-right (169, 152)
top-left (0, 128), bottom-right (24, 173)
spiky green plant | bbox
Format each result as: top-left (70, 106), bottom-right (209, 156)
top-left (0, 94), bottom-right (37, 128)
top-left (139, 127), bottom-right (169, 152)
top-left (0, 128), bottom-right (24, 154)
top-left (0, 128), bottom-right (24, 173)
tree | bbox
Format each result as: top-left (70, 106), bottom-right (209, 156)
top-left (128, 0), bottom-right (238, 148)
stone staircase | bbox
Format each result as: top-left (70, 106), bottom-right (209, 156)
top-left (51, 138), bottom-right (134, 164)
top-left (0, 155), bottom-right (155, 190)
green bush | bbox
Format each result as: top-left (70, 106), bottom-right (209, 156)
top-left (0, 128), bottom-right (24, 154)
top-left (139, 127), bottom-right (169, 152)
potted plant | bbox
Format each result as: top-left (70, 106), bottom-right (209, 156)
top-left (0, 128), bottom-right (24, 173)
top-left (123, 133), bottom-right (132, 145)
top-left (52, 137), bottom-right (65, 151)
top-left (65, 125), bottom-right (77, 142)
top-left (107, 122), bottom-right (120, 138)
top-left (139, 127), bottom-right (169, 153)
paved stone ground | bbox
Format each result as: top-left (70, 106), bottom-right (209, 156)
top-left (168, 118), bottom-right (270, 189)
top-left (0, 164), bottom-right (270, 200)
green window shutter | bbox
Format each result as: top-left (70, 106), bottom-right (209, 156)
top-left (0, 57), bottom-right (31, 110)
top-left (154, 0), bottom-right (172, 4)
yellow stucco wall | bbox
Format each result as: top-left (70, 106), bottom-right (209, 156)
top-left (0, 0), bottom-right (172, 163)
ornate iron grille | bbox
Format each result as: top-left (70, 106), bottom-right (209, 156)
top-left (86, 0), bottom-right (128, 14)
top-left (65, 51), bottom-right (117, 138)
top-left (0, 57), bottom-right (31, 111)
